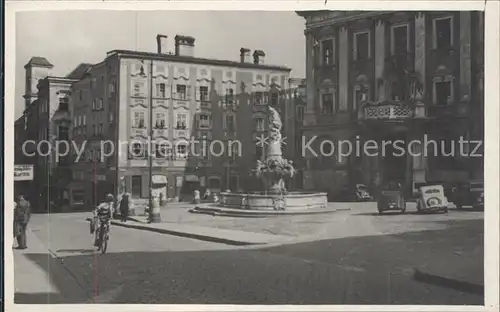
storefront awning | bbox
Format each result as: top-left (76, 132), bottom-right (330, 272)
top-left (185, 175), bottom-right (199, 182)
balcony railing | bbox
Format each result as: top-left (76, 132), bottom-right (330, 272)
top-left (358, 101), bottom-right (426, 122)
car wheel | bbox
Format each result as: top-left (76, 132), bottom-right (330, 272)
top-left (456, 203), bottom-right (462, 210)
top-left (378, 210), bottom-right (383, 215)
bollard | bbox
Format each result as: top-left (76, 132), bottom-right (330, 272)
top-left (148, 197), bottom-right (162, 223)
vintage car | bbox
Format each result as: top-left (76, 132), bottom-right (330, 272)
top-left (377, 182), bottom-right (406, 214)
top-left (416, 185), bottom-right (449, 213)
top-left (355, 184), bottom-right (374, 201)
top-left (453, 181), bottom-right (484, 210)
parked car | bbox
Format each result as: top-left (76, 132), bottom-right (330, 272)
top-left (416, 184), bottom-right (449, 213)
top-left (453, 181), bottom-right (484, 210)
top-left (377, 182), bottom-right (406, 214)
top-left (355, 184), bottom-right (374, 201)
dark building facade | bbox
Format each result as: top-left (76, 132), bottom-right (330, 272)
top-left (297, 11), bottom-right (484, 197)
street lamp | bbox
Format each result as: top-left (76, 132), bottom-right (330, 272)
top-left (141, 60), bottom-right (161, 223)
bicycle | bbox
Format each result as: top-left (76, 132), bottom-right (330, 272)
top-left (86, 216), bottom-right (110, 254)
top-left (95, 218), bottom-right (110, 254)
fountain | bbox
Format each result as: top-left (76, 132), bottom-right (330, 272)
top-left (191, 103), bottom-right (328, 215)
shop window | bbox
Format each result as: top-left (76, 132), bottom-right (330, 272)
top-left (131, 176), bottom-right (142, 197)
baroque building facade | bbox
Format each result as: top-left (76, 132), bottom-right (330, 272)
top-left (297, 11), bottom-right (484, 198)
top-left (20, 35), bottom-right (294, 210)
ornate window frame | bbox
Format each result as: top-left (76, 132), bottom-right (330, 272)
top-left (390, 23), bottom-right (410, 55)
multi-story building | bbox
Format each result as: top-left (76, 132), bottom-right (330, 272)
top-left (284, 78), bottom-right (307, 190)
top-left (19, 57), bottom-right (76, 211)
top-left (296, 11), bottom-right (484, 197)
top-left (21, 35), bottom-right (293, 209)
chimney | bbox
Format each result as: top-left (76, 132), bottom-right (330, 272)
top-left (156, 34), bottom-right (168, 54)
top-left (174, 35), bottom-right (195, 57)
top-left (240, 48), bottom-right (251, 63)
top-left (253, 50), bottom-right (266, 65)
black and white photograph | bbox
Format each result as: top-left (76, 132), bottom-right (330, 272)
top-left (5, 1), bottom-right (499, 309)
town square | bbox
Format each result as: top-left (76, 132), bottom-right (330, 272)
top-left (10, 9), bottom-right (490, 306)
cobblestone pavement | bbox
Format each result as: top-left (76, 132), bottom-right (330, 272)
top-left (14, 206), bottom-right (484, 305)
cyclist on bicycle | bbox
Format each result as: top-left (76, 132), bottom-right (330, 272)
top-left (93, 193), bottom-right (114, 248)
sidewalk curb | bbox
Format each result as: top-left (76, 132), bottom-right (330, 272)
top-left (413, 268), bottom-right (484, 295)
top-left (189, 206), bottom-right (348, 217)
top-left (111, 221), bottom-right (265, 246)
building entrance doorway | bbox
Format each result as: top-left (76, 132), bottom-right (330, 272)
top-left (381, 133), bottom-right (407, 186)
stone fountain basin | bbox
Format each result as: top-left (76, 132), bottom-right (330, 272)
top-left (219, 191), bottom-right (328, 211)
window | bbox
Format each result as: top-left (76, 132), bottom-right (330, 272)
top-left (109, 113), bottom-right (113, 123)
top-left (131, 176), bottom-right (142, 197)
top-left (99, 98), bottom-right (103, 110)
top-left (322, 38), bottom-right (334, 65)
top-left (392, 25), bottom-right (409, 54)
top-left (225, 88), bottom-right (234, 104)
top-left (176, 113), bottom-right (187, 129)
top-left (199, 86), bottom-right (209, 102)
top-left (72, 190), bottom-right (85, 204)
top-left (132, 143), bottom-right (145, 158)
top-left (155, 112), bottom-right (166, 129)
top-left (99, 123), bottom-right (103, 135)
top-left (255, 118), bottom-right (265, 131)
top-left (225, 115), bottom-right (235, 132)
top-left (354, 32), bottom-right (370, 60)
top-left (92, 125), bottom-right (96, 136)
top-left (435, 17), bottom-right (452, 49)
top-left (156, 83), bottom-right (166, 98)
top-left (435, 81), bottom-right (452, 106)
top-left (321, 93), bottom-right (334, 115)
top-left (271, 92), bottom-right (278, 106)
top-left (79, 91), bottom-right (82, 101)
top-left (92, 99), bottom-right (96, 110)
top-left (296, 106), bottom-right (305, 121)
top-left (176, 84), bottom-right (187, 100)
top-left (176, 144), bottom-right (188, 159)
top-left (255, 92), bottom-right (263, 105)
top-left (199, 114), bottom-right (210, 129)
top-left (133, 81), bottom-right (145, 97)
top-left (134, 111), bottom-right (145, 128)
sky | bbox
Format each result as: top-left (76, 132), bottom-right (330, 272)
top-left (15, 10), bottom-right (306, 118)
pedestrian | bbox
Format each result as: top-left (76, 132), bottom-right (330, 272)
top-left (193, 189), bottom-right (200, 204)
top-left (14, 195), bottom-right (31, 249)
top-left (120, 192), bottom-right (130, 222)
top-left (203, 188), bottom-right (211, 200)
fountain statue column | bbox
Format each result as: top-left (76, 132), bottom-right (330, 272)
top-left (263, 105), bottom-right (286, 194)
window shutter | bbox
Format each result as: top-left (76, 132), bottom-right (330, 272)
top-left (195, 85), bottom-right (200, 101)
top-left (187, 85), bottom-right (192, 100)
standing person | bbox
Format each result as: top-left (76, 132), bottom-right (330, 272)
top-left (203, 188), bottom-right (211, 200)
top-left (119, 192), bottom-right (130, 223)
top-left (14, 196), bottom-right (31, 249)
top-left (193, 189), bottom-right (200, 204)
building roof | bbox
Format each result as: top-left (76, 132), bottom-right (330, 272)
top-left (24, 57), bottom-right (53, 69)
top-left (106, 49), bottom-right (291, 72)
top-left (65, 63), bottom-right (94, 79)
